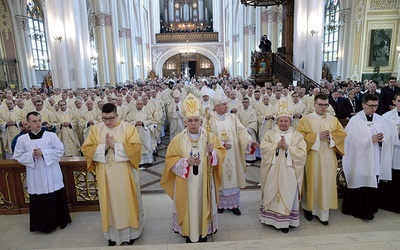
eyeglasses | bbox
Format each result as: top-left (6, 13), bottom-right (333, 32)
top-left (102, 115), bottom-right (117, 122)
top-left (315, 103), bottom-right (329, 108)
top-left (364, 104), bottom-right (379, 108)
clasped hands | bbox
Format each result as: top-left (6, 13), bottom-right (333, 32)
top-left (265, 115), bottom-right (274, 120)
top-left (277, 136), bottom-right (288, 150)
top-left (319, 130), bottom-right (331, 140)
top-left (61, 122), bottom-right (70, 127)
top-left (105, 133), bottom-right (115, 150)
top-left (33, 148), bottom-right (42, 158)
top-left (187, 155), bottom-right (201, 166)
top-left (187, 142), bottom-right (214, 166)
top-left (6, 121), bottom-right (16, 126)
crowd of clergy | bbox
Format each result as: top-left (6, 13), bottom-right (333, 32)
top-left (2, 75), bottom-right (400, 244)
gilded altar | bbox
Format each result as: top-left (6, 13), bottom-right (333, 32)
top-left (0, 157), bottom-right (99, 214)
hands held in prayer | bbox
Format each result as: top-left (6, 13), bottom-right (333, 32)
top-left (277, 136), bottom-right (288, 150)
top-left (33, 148), bottom-right (42, 158)
top-left (105, 133), bottom-right (115, 150)
top-left (206, 142), bottom-right (213, 154)
top-left (187, 155), bottom-right (201, 166)
top-left (43, 122), bottom-right (53, 129)
top-left (265, 115), bottom-right (274, 120)
top-left (250, 141), bottom-right (260, 149)
top-left (6, 121), bottom-right (15, 126)
top-left (372, 132), bottom-right (384, 143)
top-left (62, 122), bottom-right (70, 127)
top-left (135, 121), bottom-right (143, 127)
top-left (224, 142), bottom-right (232, 150)
top-left (293, 113), bottom-right (301, 118)
top-left (319, 130), bottom-right (330, 140)
top-left (231, 108), bottom-right (237, 114)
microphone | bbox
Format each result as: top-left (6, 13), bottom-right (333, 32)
top-left (193, 165), bottom-right (198, 175)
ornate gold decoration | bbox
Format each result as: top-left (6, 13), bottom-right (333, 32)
top-left (73, 171), bottom-right (98, 201)
top-left (225, 158), bottom-right (233, 181)
top-left (20, 172), bottom-right (29, 203)
top-left (355, 0), bottom-right (365, 32)
top-left (319, 126), bottom-right (328, 156)
top-left (182, 93), bottom-right (201, 118)
top-left (186, 100), bottom-right (199, 114)
top-left (0, 172), bottom-right (14, 209)
top-left (0, 0), bottom-right (13, 40)
top-left (279, 100), bottom-right (288, 111)
top-left (370, 0), bottom-right (396, 10)
top-left (220, 130), bottom-right (231, 143)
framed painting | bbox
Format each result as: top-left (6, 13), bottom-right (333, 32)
top-left (368, 29), bottom-right (392, 67)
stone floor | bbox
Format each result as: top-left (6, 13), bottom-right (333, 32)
top-left (3, 190), bottom-right (400, 250)
top-left (2, 134), bottom-right (400, 249)
top-left (139, 134), bottom-right (261, 194)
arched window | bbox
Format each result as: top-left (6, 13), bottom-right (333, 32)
top-left (323, 0), bottom-right (340, 62)
top-left (27, 0), bottom-right (50, 70)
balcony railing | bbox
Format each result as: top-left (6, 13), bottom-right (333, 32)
top-left (156, 32), bottom-right (219, 43)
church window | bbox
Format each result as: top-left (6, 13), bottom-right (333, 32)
top-left (323, 0), bottom-right (340, 62)
top-left (27, 0), bottom-right (50, 71)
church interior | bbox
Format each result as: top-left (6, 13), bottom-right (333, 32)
top-left (0, 0), bottom-right (398, 90)
top-left (1, 0), bottom-right (400, 249)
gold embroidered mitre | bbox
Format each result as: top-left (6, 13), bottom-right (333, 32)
top-left (182, 93), bottom-right (201, 118)
top-left (275, 99), bottom-right (293, 119)
top-left (275, 109), bottom-right (293, 119)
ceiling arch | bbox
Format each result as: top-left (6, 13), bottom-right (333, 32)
top-left (153, 44), bottom-right (223, 77)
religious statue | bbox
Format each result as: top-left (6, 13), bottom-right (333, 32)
top-left (258, 58), bottom-right (267, 74)
top-left (148, 69), bottom-right (156, 79)
top-left (44, 72), bottom-right (53, 88)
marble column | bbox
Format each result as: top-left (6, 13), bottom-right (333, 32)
top-left (92, 12), bottom-right (113, 86)
top-left (337, 9), bottom-right (351, 80)
top-left (44, 0), bottom-right (93, 90)
top-left (267, 7), bottom-right (280, 53)
top-left (282, 0), bottom-right (294, 61)
top-left (14, 15), bottom-right (36, 89)
top-left (244, 25), bottom-right (256, 78)
top-left (119, 27), bottom-right (129, 84)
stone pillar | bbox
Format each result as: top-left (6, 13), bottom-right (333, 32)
top-left (119, 27), bottom-right (129, 83)
top-left (14, 15), bottom-right (36, 89)
top-left (244, 25), bottom-right (256, 78)
top-left (44, 0), bottom-right (69, 89)
top-left (267, 7), bottom-right (280, 52)
top-left (233, 34), bottom-right (239, 76)
top-left (44, 0), bottom-right (93, 90)
top-left (282, 0), bottom-right (294, 61)
top-left (261, 9), bottom-right (268, 37)
top-left (125, 28), bottom-right (134, 82)
top-left (135, 37), bottom-right (143, 79)
top-left (92, 12), bottom-right (113, 86)
top-left (337, 9), bottom-right (351, 80)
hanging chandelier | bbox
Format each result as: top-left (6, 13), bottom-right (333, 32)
top-left (240, 0), bottom-right (286, 7)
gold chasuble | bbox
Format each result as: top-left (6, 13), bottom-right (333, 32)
top-left (161, 128), bottom-right (225, 239)
top-left (0, 108), bottom-right (25, 154)
top-left (296, 113), bottom-right (346, 211)
top-left (81, 120), bottom-right (142, 233)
